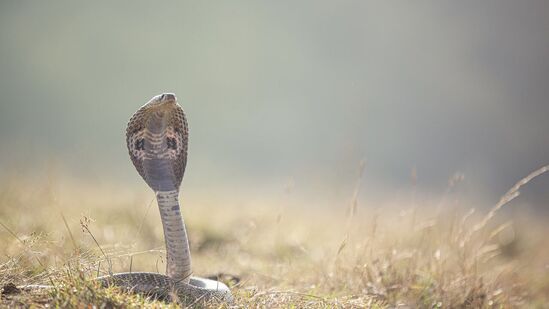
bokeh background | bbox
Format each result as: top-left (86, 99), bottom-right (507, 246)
top-left (0, 1), bottom-right (548, 212)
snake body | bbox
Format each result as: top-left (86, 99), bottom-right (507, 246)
top-left (21, 94), bottom-right (232, 303)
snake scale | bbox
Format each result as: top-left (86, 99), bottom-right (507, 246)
top-left (20, 93), bottom-right (232, 304)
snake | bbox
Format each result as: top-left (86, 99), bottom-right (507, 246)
top-left (18, 93), bottom-right (232, 304)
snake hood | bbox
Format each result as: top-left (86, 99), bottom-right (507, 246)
top-left (126, 93), bottom-right (189, 192)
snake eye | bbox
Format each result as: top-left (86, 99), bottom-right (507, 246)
top-left (135, 139), bottom-right (145, 151)
top-left (167, 137), bottom-right (177, 150)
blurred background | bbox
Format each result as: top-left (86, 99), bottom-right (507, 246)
top-left (0, 1), bottom-right (547, 213)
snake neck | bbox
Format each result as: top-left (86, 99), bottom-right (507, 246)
top-left (156, 190), bottom-right (192, 283)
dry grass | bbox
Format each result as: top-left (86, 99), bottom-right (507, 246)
top-left (0, 166), bottom-right (548, 308)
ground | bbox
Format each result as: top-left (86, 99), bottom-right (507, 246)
top-left (1, 169), bottom-right (548, 308)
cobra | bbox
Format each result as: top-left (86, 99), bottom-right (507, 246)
top-left (22, 94), bottom-right (233, 303)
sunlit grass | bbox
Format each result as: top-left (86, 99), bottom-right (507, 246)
top-left (0, 166), bottom-right (548, 308)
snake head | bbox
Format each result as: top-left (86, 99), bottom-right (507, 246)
top-left (147, 93), bottom-right (177, 106)
top-left (126, 93), bottom-right (189, 192)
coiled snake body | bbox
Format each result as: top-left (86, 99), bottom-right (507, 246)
top-left (22, 94), bottom-right (232, 303)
